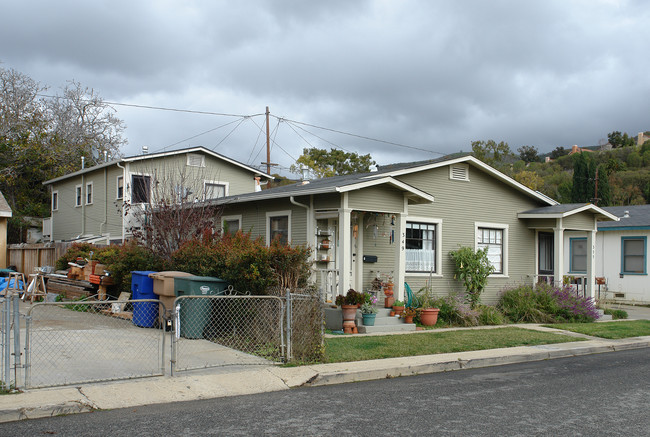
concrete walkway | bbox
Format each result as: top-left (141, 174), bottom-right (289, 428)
top-left (1, 323), bottom-right (649, 423)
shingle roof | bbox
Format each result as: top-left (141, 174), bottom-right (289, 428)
top-left (0, 190), bottom-right (12, 217)
top-left (519, 203), bottom-right (593, 215)
top-left (598, 205), bottom-right (650, 229)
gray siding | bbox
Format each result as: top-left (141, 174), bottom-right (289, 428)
top-left (564, 213), bottom-right (596, 231)
top-left (396, 164), bottom-right (545, 303)
top-left (314, 193), bottom-right (340, 209)
top-left (348, 186), bottom-right (404, 213)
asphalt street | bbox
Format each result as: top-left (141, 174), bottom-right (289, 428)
top-left (2, 347), bottom-right (648, 436)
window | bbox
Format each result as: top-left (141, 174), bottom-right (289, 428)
top-left (131, 175), bottom-right (151, 203)
top-left (405, 222), bottom-right (436, 272)
top-left (186, 153), bottom-right (205, 167)
top-left (621, 237), bottom-right (647, 275)
top-left (221, 215), bottom-right (242, 235)
top-left (75, 185), bottom-right (82, 207)
top-left (52, 191), bottom-right (58, 211)
top-left (267, 211), bottom-right (291, 245)
top-left (204, 181), bottom-right (228, 200)
top-left (476, 224), bottom-right (508, 275)
top-left (116, 176), bottom-right (124, 199)
top-left (569, 238), bottom-right (587, 273)
top-left (86, 182), bottom-right (93, 205)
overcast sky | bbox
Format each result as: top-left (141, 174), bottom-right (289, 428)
top-left (2, 0), bottom-right (649, 176)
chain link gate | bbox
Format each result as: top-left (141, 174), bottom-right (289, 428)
top-left (24, 299), bottom-right (166, 389)
top-left (1, 293), bottom-right (23, 392)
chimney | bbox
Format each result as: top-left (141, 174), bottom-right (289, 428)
top-left (81, 156), bottom-right (85, 169)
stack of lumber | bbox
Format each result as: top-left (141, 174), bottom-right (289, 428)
top-left (45, 274), bottom-right (95, 299)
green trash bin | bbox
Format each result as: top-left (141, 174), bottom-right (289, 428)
top-left (174, 276), bottom-right (229, 339)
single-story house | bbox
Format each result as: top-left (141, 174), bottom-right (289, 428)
top-left (595, 204), bottom-right (650, 304)
top-left (42, 146), bottom-right (273, 243)
top-left (210, 155), bottom-right (617, 303)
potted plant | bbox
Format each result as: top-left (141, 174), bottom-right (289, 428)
top-left (392, 300), bottom-right (405, 316)
top-left (335, 289), bottom-right (364, 326)
top-left (383, 275), bottom-right (395, 308)
top-left (402, 306), bottom-right (417, 324)
top-left (361, 302), bottom-right (378, 326)
top-left (416, 282), bottom-right (440, 327)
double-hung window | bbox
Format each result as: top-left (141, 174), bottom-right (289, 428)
top-left (204, 181), bottom-right (228, 200)
top-left (405, 222), bottom-right (436, 273)
top-left (116, 176), bottom-right (124, 199)
top-left (86, 182), bottom-right (93, 205)
top-left (477, 226), bottom-right (505, 274)
top-left (75, 185), bottom-right (82, 207)
top-left (131, 175), bottom-right (151, 203)
top-left (221, 215), bottom-right (242, 235)
top-left (52, 191), bottom-right (59, 211)
top-left (621, 237), bottom-right (647, 275)
top-left (267, 211), bottom-right (290, 245)
top-left (569, 238), bottom-right (587, 273)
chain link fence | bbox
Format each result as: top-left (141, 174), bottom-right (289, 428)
top-left (1, 294), bottom-right (23, 391)
top-left (25, 299), bottom-right (166, 388)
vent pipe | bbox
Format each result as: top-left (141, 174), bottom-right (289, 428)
top-left (142, 145), bottom-right (149, 155)
top-left (624, 210), bottom-right (630, 218)
top-left (81, 156), bottom-right (85, 169)
top-left (104, 150), bottom-right (108, 162)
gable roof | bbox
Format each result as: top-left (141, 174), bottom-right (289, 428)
top-left (517, 203), bottom-right (619, 221)
top-left (598, 205), bottom-right (650, 230)
top-left (369, 155), bottom-right (558, 206)
top-left (0, 190), bottom-right (12, 218)
top-left (43, 146), bottom-right (273, 185)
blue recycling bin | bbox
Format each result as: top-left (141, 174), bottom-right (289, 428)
top-left (131, 270), bottom-right (158, 328)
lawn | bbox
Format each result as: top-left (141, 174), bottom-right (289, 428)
top-left (324, 327), bottom-right (584, 363)
top-left (543, 320), bottom-right (650, 339)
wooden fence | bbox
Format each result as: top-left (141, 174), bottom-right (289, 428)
top-left (6, 243), bottom-right (73, 275)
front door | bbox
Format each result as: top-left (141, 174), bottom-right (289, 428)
top-left (538, 232), bottom-right (554, 282)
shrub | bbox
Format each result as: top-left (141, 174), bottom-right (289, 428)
top-left (433, 293), bottom-right (480, 327)
top-left (55, 242), bottom-right (97, 270)
top-left (603, 308), bottom-right (628, 320)
top-left (498, 283), bottom-right (599, 323)
top-left (478, 305), bottom-right (507, 325)
top-left (449, 246), bottom-right (495, 308)
top-left (95, 241), bottom-right (165, 296)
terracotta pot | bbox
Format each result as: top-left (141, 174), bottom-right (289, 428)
top-left (390, 311), bottom-right (396, 316)
top-left (384, 296), bottom-right (394, 308)
top-left (341, 305), bottom-right (358, 323)
top-left (419, 308), bottom-right (440, 326)
top-left (392, 305), bottom-right (405, 316)
top-left (404, 315), bottom-right (414, 324)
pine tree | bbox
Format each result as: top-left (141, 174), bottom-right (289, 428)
top-left (571, 153), bottom-right (589, 203)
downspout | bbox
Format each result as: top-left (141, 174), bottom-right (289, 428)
top-left (289, 196), bottom-right (311, 250)
top-left (99, 167), bottom-right (108, 240)
top-left (116, 161), bottom-right (126, 243)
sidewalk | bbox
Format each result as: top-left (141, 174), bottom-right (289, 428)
top-left (1, 328), bottom-right (649, 423)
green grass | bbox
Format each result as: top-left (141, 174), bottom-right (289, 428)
top-left (323, 327), bottom-right (584, 363)
top-left (544, 320), bottom-right (650, 339)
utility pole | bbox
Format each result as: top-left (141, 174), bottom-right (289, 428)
top-left (592, 166), bottom-right (600, 206)
top-left (261, 106), bottom-right (277, 176)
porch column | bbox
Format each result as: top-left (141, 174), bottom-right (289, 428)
top-left (354, 213), bottom-right (364, 292)
top-left (553, 218), bottom-right (564, 286)
top-left (586, 230), bottom-right (596, 299)
top-left (338, 200), bottom-right (352, 296)
top-left (395, 203), bottom-right (407, 301)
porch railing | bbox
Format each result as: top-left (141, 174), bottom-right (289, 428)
top-left (534, 274), bottom-right (588, 298)
top-left (315, 269), bottom-right (339, 303)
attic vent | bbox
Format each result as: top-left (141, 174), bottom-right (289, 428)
top-left (449, 164), bottom-right (469, 181)
top-left (187, 153), bottom-right (205, 167)
top-left (614, 292), bottom-right (625, 299)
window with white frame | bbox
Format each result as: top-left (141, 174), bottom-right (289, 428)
top-left (569, 238), bottom-right (587, 273)
top-left (86, 182), bottom-right (93, 205)
top-left (221, 215), bottom-right (241, 235)
top-left (131, 174), bottom-right (151, 203)
top-left (405, 222), bottom-right (436, 273)
top-left (116, 176), bottom-right (124, 199)
top-left (476, 224), bottom-right (507, 274)
top-left (267, 211), bottom-right (290, 245)
top-left (52, 191), bottom-right (58, 211)
top-left (621, 237), bottom-right (646, 275)
top-left (204, 181), bottom-right (228, 200)
top-left (186, 153), bottom-right (205, 167)
top-left (75, 185), bottom-right (82, 207)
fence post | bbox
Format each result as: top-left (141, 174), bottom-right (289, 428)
top-left (24, 313), bottom-right (31, 389)
top-left (285, 288), bottom-right (291, 362)
top-left (12, 293), bottom-right (21, 388)
top-left (3, 296), bottom-right (10, 390)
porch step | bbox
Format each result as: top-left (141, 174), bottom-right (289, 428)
top-left (596, 309), bottom-right (613, 321)
top-left (358, 305), bottom-right (417, 333)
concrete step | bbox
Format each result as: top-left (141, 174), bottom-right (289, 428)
top-left (596, 309), bottom-right (613, 321)
top-left (358, 323), bottom-right (416, 334)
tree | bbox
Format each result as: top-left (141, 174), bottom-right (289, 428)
top-left (513, 170), bottom-right (544, 190)
top-left (290, 147), bottom-right (375, 178)
top-left (594, 165), bottom-right (611, 206)
top-left (550, 146), bottom-right (568, 159)
top-left (517, 145), bottom-right (539, 163)
top-left (607, 131), bottom-right (635, 148)
top-left (471, 140), bottom-right (513, 166)
top-left (0, 67), bottom-right (126, 241)
top-left (449, 246), bottom-right (495, 309)
top-left (571, 152), bottom-right (590, 203)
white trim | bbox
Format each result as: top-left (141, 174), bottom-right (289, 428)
top-left (266, 210), bottom-right (292, 246)
top-left (129, 173), bottom-right (152, 204)
top-left (51, 190), bottom-right (59, 212)
top-left (336, 176), bottom-right (434, 204)
top-left (221, 214), bottom-right (242, 233)
top-left (203, 180), bottom-right (230, 200)
top-left (85, 181), bottom-right (94, 205)
top-left (475, 221), bottom-right (509, 277)
top-left (116, 175), bottom-right (124, 200)
top-left (404, 216), bottom-right (443, 275)
top-left (518, 204), bottom-right (619, 221)
top-left (75, 184), bottom-right (82, 207)
top-left (366, 155), bottom-right (557, 206)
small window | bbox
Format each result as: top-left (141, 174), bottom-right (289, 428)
top-left (204, 183), bottom-right (226, 200)
top-left (52, 191), bottom-right (59, 211)
top-left (131, 175), bottom-right (151, 203)
top-left (621, 237), bottom-right (647, 275)
top-left (405, 222), bottom-right (436, 272)
top-left (478, 227), bottom-right (503, 274)
top-left (86, 182), bottom-right (93, 205)
top-left (267, 211), bottom-right (290, 245)
top-left (75, 185), bottom-right (82, 207)
top-left (186, 153), bottom-right (205, 167)
top-left (570, 238), bottom-right (587, 273)
top-left (116, 176), bottom-right (124, 199)
top-left (449, 164), bottom-right (469, 181)
top-left (222, 216), bottom-right (241, 235)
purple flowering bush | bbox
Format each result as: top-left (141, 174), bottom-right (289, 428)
top-left (432, 293), bottom-right (481, 327)
top-left (498, 283), bottom-right (599, 323)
